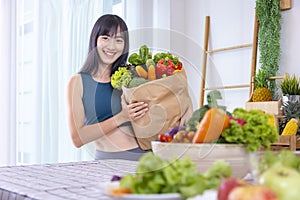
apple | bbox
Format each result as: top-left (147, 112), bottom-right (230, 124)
top-left (258, 166), bottom-right (300, 200)
top-left (217, 177), bottom-right (250, 200)
top-left (228, 185), bottom-right (278, 200)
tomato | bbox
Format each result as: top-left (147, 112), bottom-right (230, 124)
top-left (165, 135), bottom-right (173, 142)
top-left (158, 134), bottom-right (173, 142)
top-left (158, 134), bottom-right (167, 142)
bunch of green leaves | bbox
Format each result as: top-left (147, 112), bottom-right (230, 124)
top-left (111, 66), bottom-right (132, 90)
top-left (218, 108), bottom-right (279, 152)
top-left (255, 150), bottom-right (300, 174)
top-left (254, 69), bottom-right (270, 88)
top-left (256, 0), bottom-right (282, 97)
top-left (128, 45), bottom-right (152, 66)
top-left (153, 52), bottom-right (180, 66)
top-left (119, 152), bottom-right (231, 199)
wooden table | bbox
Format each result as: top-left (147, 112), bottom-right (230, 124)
top-left (0, 159), bottom-right (138, 200)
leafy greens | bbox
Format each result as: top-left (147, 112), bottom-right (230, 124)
top-left (218, 108), bottom-right (279, 152)
top-left (119, 152), bottom-right (231, 199)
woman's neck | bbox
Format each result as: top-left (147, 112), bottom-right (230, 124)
top-left (93, 65), bottom-right (111, 82)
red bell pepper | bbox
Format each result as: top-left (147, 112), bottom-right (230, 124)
top-left (156, 59), bottom-right (181, 78)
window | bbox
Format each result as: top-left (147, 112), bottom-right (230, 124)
top-left (16, 0), bottom-right (38, 165)
top-left (15, 0), bottom-right (124, 165)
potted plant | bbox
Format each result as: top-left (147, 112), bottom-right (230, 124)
top-left (246, 0), bottom-right (285, 118)
top-left (279, 73), bottom-right (300, 146)
top-left (256, 0), bottom-right (282, 98)
top-left (245, 0), bottom-right (282, 115)
top-left (280, 73), bottom-right (300, 103)
top-left (278, 73), bottom-right (300, 149)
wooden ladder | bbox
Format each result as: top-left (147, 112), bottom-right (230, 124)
top-left (199, 15), bottom-right (259, 107)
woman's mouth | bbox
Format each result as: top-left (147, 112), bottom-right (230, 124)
top-left (104, 50), bottom-right (116, 56)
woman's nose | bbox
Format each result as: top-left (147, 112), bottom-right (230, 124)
top-left (106, 38), bottom-right (116, 49)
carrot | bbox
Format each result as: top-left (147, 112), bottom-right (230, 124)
top-left (109, 188), bottom-right (132, 197)
top-left (136, 65), bottom-right (148, 79)
top-left (147, 65), bottom-right (156, 80)
top-left (192, 108), bottom-right (230, 143)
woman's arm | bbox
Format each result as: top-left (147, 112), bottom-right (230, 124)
top-left (67, 74), bottom-right (148, 148)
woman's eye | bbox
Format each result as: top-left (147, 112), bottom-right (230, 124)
top-left (100, 36), bottom-right (109, 41)
top-left (116, 38), bottom-right (124, 43)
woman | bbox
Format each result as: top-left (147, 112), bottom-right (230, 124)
top-left (67, 14), bottom-right (149, 161)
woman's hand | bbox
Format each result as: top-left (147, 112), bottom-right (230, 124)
top-left (128, 101), bottom-right (149, 120)
top-left (121, 95), bottom-right (148, 121)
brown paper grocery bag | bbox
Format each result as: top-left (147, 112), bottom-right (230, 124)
top-left (122, 71), bottom-right (193, 150)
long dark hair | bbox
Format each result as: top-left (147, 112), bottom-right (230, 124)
top-left (79, 14), bottom-right (129, 75)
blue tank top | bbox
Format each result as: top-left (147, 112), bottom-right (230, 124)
top-left (80, 73), bottom-right (122, 125)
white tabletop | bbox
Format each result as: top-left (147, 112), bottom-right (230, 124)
top-left (0, 159), bottom-right (226, 200)
top-left (0, 159), bottom-right (138, 200)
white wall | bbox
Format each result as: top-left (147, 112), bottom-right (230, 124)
top-left (280, 0), bottom-right (300, 77)
top-left (168, 0), bottom-right (300, 112)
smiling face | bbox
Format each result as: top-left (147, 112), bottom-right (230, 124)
top-left (81, 14), bottom-right (129, 76)
top-left (97, 28), bottom-right (125, 67)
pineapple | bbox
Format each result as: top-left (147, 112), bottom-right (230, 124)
top-left (282, 100), bottom-right (300, 119)
top-left (252, 69), bottom-right (272, 102)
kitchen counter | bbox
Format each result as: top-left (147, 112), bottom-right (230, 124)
top-left (0, 159), bottom-right (138, 200)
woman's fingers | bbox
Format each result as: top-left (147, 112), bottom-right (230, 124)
top-left (128, 102), bottom-right (148, 113)
top-left (131, 109), bottom-right (146, 120)
top-left (128, 102), bottom-right (148, 120)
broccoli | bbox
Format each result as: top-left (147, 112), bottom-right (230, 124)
top-left (127, 77), bottom-right (149, 88)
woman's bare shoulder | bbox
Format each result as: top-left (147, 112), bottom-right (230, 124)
top-left (69, 73), bottom-right (81, 82)
top-left (67, 73), bottom-right (83, 94)
top-left (68, 74), bottom-right (82, 86)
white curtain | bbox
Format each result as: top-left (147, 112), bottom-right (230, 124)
top-left (1, 0), bottom-right (170, 166)
top-left (1, 0), bottom-right (107, 166)
top-left (35, 0), bottom-right (103, 164)
top-left (0, 0), bottom-right (17, 166)
top-left (32, 0), bottom-right (104, 163)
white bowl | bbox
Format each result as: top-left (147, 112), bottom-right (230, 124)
top-left (151, 141), bottom-right (251, 178)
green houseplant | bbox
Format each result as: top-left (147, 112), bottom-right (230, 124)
top-left (256, 0), bottom-right (282, 99)
top-left (280, 74), bottom-right (300, 96)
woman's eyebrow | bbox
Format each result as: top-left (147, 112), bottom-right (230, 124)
top-left (115, 35), bottom-right (124, 39)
